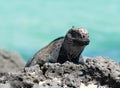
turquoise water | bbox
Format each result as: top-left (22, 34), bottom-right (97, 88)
top-left (0, 0), bottom-right (120, 62)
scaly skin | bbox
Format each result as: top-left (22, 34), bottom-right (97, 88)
top-left (25, 27), bottom-right (90, 67)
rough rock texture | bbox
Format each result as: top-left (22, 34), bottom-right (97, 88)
top-left (0, 49), bottom-right (25, 72)
top-left (0, 56), bottom-right (120, 88)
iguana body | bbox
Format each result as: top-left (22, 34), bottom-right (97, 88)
top-left (25, 27), bottom-right (90, 67)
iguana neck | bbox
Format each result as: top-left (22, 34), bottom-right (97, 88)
top-left (57, 38), bottom-right (85, 63)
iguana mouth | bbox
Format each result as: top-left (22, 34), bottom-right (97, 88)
top-left (72, 38), bottom-right (90, 45)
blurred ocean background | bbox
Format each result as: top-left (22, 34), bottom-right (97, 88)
top-left (0, 0), bottom-right (120, 62)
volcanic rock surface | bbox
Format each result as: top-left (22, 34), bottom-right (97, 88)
top-left (0, 56), bottom-right (120, 88)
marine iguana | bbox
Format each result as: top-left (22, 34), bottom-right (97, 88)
top-left (25, 27), bottom-right (90, 67)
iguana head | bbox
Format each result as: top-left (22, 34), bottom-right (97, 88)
top-left (66, 27), bottom-right (90, 46)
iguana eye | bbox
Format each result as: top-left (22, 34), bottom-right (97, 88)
top-left (70, 31), bottom-right (82, 38)
top-left (71, 31), bottom-right (76, 37)
top-left (82, 35), bottom-right (85, 38)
